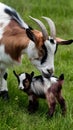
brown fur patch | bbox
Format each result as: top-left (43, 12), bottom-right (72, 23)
top-left (0, 20), bottom-right (29, 61)
top-left (45, 91), bottom-right (56, 106)
top-left (0, 20), bottom-right (45, 62)
top-left (32, 30), bottom-right (44, 47)
top-left (23, 79), bottom-right (30, 89)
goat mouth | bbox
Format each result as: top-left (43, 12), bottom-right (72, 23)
top-left (42, 69), bottom-right (54, 78)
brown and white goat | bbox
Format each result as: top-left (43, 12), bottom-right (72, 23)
top-left (0, 2), bottom-right (73, 99)
top-left (13, 70), bottom-right (66, 117)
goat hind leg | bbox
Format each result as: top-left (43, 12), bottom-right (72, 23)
top-left (46, 92), bottom-right (56, 117)
top-left (57, 93), bottom-right (66, 115)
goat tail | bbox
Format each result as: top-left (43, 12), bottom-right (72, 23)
top-left (57, 74), bottom-right (64, 92)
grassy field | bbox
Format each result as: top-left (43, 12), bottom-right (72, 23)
top-left (0, 0), bottom-right (73, 130)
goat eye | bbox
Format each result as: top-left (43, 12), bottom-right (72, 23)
top-left (50, 39), bottom-right (54, 44)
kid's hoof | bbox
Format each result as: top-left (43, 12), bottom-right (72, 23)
top-left (0, 91), bottom-right (9, 100)
top-left (46, 111), bottom-right (54, 118)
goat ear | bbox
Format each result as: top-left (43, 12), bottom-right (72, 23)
top-left (26, 29), bottom-right (36, 42)
top-left (56, 37), bottom-right (73, 45)
top-left (59, 74), bottom-right (64, 80)
top-left (30, 71), bottom-right (34, 78)
top-left (13, 70), bottom-right (19, 78)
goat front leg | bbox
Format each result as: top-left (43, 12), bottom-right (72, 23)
top-left (0, 70), bottom-right (9, 100)
top-left (45, 92), bottom-right (56, 117)
top-left (28, 94), bottom-right (39, 113)
top-left (56, 92), bottom-right (66, 116)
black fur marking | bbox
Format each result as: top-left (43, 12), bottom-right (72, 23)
top-left (13, 71), bottom-right (20, 83)
top-left (26, 73), bottom-right (32, 81)
top-left (5, 8), bottom-right (32, 30)
top-left (4, 8), bottom-right (25, 29)
top-left (26, 29), bottom-right (36, 42)
top-left (42, 71), bottom-right (51, 79)
top-left (54, 44), bottom-right (58, 54)
top-left (28, 26), bottom-right (33, 30)
top-left (41, 44), bottom-right (48, 64)
top-left (50, 39), bottom-right (54, 44)
top-left (59, 74), bottom-right (64, 80)
top-left (60, 40), bottom-right (73, 45)
top-left (5, 8), bottom-right (21, 21)
top-left (3, 72), bottom-right (8, 80)
top-left (34, 75), bottom-right (44, 84)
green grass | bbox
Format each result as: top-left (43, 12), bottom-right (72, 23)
top-left (0, 0), bottom-right (73, 129)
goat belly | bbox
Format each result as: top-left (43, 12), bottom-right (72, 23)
top-left (0, 45), bottom-right (20, 69)
top-left (37, 93), bottom-right (45, 99)
top-left (29, 92), bottom-right (45, 99)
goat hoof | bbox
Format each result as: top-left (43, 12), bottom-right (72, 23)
top-left (28, 108), bottom-right (36, 114)
top-left (0, 91), bottom-right (9, 100)
top-left (62, 110), bottom-right (66, 116)
top-left (46, 111), bottom-right (53, 118)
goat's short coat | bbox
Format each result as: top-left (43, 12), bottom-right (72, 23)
top-left (13, 71), bottom-right (66, 117)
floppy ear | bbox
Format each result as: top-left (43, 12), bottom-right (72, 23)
top-left (26, 29), bottom-right (36, 42)
top-left (56, 37), bottom-right (73, 45)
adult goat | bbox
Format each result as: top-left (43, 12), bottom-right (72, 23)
top-left (0, 2), bottom-right (73, 99)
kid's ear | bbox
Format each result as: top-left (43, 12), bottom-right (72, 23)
top-left (31, 71), bottom-right (34, 78)
top-left (59, 74), bottom-right (64, 80)
top-left (13, 70), bottom-right (19, 78)
top-left (13, 70), bottom-right (20, 83)
top-left (26, 29), bottom-right (36, 42)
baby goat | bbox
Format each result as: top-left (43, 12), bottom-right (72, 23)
top-left (13, 70), bottom-right (66, 117)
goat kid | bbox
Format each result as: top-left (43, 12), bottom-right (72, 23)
top-left (0, 2), bottom-right (73, 100)
top-left (13, 70), bottom-right (66, 117)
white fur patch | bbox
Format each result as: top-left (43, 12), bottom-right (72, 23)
top-left (0, 3), bottom-right (11, 39)
top-left (1, 78), bottom-right (8, 91)
top-left (27, 40), bottom-right (56, 74)
top-left (23, 40), bottom-right (39, 60)
top-left (0, 19), bottom-right (10, 39)
top-left (19, 73), bottom-right (26, 89)
top-left (0, 75), bottom-right (8, 91)
top-left (31, 76), bottom-right (58, 94)
top-left (0, 2), bottom-right (28, 29)
top-left (0, 45), bottom-right (19, 70)
top-left (31, 80), bottom-right (44, 95)
top-left (50, 77), bottom-right (58, 84)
